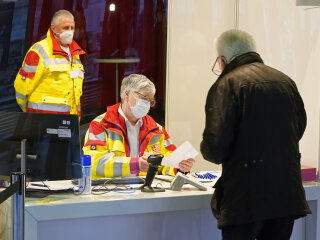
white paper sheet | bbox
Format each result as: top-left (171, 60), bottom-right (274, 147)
top-left (161, 141), bottom-right (198, 168)
top-left (27, 180), bottom-right (74, 191)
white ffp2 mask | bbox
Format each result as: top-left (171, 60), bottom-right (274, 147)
top-left (59, 30), bottom-right (74, 45)
top-left (130, 97), bottom-right (150, 119)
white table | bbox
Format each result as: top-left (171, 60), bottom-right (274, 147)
top-left (23, 182), bottom-right (320, 240)
top-left (303, 182), bottom-right (320, 240)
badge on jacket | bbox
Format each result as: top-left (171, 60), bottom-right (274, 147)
top-left (69, 69), bottom-right (84, 79)
top-left (151, 144), bottom-right (161, 153)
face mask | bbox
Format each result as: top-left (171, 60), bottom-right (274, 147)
top-left (59, 30), bottom-right (74, 45)
top-left (130, 95), bottom-right (151, 119)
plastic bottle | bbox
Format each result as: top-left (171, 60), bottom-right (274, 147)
top-left (79, 155), bottom-right (91, 194)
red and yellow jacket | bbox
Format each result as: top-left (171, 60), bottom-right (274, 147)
top-left (83, 103), bottom-right (178, 178)
top-left (14, 29), bottom-right (85, 117)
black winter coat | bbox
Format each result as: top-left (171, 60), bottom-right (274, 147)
top-left (201, 52), bottom-right (311, 228)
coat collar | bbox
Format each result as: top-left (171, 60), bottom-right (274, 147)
top-left (102, 103), bottom-right (127, 136)
top-left (46, 29), bottom-right (85, 59)
top-left (103, 103), bottom-right (158, 130)
top-left (219, 52), bottom-right (264, 78)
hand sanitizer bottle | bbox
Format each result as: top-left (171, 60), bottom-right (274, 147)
top-left (80, 155), bottom-right (91, 194)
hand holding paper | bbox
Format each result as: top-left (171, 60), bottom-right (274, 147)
top-left (178, 158), bottom-right (195, 173)
top-left (161, 141), bottom-right (198, 168)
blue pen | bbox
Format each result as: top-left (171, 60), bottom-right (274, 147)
top-left (207, 172), bottom-right (217, 179)
top-left (211, 173), bottom-right (217, 179)
top-left (197, 174), bottom-right (203, 179)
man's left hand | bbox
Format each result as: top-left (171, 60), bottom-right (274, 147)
top-left (178, 158), bottom-right (195, 173)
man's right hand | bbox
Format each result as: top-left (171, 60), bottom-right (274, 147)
top-left (139, 156), bottom-right (149, 172)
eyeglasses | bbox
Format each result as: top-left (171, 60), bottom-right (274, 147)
top-left (134, 91), bottom-right (156, 107)
top-left (211, 57), bottom-right (222, 76)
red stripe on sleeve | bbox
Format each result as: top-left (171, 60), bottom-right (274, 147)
top-left (162, 127), bottom-right (176, 151)
top-left (25, 51), bottom-right (40, 66)
top-left (83, 121), bottom-right (106, 147)
top-left (162, 127), bottom-right (171, 141)
top-left (84, 139), bottom-right (105, 147)
top-left (89, 121), bottom-right (105, 135)
top-left (165, 145), bottom-right (176, 151)
top-left (19, 68), bottom-right (35, 79)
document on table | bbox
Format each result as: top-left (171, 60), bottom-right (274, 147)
top-left (27, 180), bottom-right (74, 191)
top-left (161, 141), bottom-right (198, 168)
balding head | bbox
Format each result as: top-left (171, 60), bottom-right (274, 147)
top-left (216, 29), bottom-right (257, 64)
top-left (51, 10), bottom-right (74, 25)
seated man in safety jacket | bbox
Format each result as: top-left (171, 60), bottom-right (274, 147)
top-left (83, 74), bottom-right (195, 178)
top-left (14, 10), bottom-right (85, 117)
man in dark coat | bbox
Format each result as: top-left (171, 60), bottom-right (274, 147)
top-left (200, 29), bottom-right (311, 240)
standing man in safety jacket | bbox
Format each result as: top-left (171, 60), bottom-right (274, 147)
top-left (83, 74), bottom-right (195, 178)
top-left (14, 10), bottom-right (85, 117)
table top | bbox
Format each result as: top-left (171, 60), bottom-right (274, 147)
top-left (24, 181), bottom-right (320, 221)
top-left (25, 184), bottom-right (214, 221)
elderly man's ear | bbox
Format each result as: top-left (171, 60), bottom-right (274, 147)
top-left (124, 90), bottom-right (130, 101)
top-left (218, 57), bottom-right (227, 72)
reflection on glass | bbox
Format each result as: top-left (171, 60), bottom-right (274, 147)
top-left (0, 1), bottom-right (28, 113)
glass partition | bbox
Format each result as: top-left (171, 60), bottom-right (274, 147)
top-left (0, 0), bottom-right (168, 126)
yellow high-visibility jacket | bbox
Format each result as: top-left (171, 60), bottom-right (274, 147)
top-left (14, 29), bottom-right (85, 116)
top-left (83, 103), bottom-right (178, 178)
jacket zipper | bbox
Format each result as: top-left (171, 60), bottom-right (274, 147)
top-left (139, 127), bottom-right (159, 148)
top-left (103, 119), bottom-right (159, 156)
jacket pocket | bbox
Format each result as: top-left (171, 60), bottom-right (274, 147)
top-left (42, 96), bottom-right (68, 105)
top-left (211, 177), bottom-right (223, 219)
top-left (47, 64), bottom-right (70, 72)
top-left (78, 64), bottom-right (84, 72)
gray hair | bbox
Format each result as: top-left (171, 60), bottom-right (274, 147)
top-left (51, 10), bottom-right (74, 25)
top-left (120, 74), bottom-right (156, 100)
top-left (216, 29), bottom-right (257, 63)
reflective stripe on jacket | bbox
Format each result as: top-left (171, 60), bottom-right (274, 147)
top-left (14, 29), bottom-right (85, 117)
top-left (83, 103), bottom-right (177, 178)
